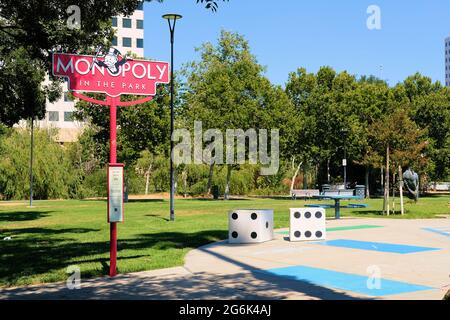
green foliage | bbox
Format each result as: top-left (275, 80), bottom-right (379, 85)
top-left (74, 86), bottom-right (172, 166)
top-left (0, 0), bottom-right (144, 126)
top-left (410, 88), bottom-right (450, 180)
top-left (0, 127), bottom-right (74, 200)
top-left (0, 0), bottom-right (229, 127)
top-left (0, 48), bottom-right (48, 126)
top-left (1, 25), bottom-right (448, 199)
top-left (195, 0), bottom-right (229, 12)
top-left (286, 66), bottom-right (449, 187)
top-left (81, 169), bottom-right (108, 198)
top-left (181, 30), bottom-right (296, 197)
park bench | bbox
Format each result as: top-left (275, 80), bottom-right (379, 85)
top-left (291, 189), bottom-right (321, 200)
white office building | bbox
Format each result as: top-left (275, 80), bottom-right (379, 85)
top-left (34, 3), bottom-right (145, 143)
top-left (446, 37), bottom-right (450, 87)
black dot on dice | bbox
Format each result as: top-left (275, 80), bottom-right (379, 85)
top-left (232, 231), bottom-right (238, 238)
top-left (251, 232), bottom-right (258, 239)
top-left (294, 231), bottom-right (301, 238)
top-left (315, 231), bottom-right (323, 238)
top-left (315, 211), bottom-right (322, 219)
top-left (251, 213), bottom-right (258, 220)
top-left (305, 212), bottom-right (312, 219)
top-left (305, 231), bottom-right (312, 238)
top-left (294, 212), bottom-right (301, 219)
top-left (232, 213), bottom-right (238, 220)
top-left (266, 222), bottom-right (269, 229)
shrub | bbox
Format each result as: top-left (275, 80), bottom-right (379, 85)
top-left (0, 127), bottom-right (74, 200)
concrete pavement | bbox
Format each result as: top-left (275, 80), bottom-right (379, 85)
top-left (1, 218), bottom-right (449, 300)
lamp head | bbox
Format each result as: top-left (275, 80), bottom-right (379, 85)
top-left (162, 14), bottom-right (183, 21)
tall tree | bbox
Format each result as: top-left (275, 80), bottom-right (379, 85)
top-left (368, 107), bottom-right (428, 214)
top-left (286, 67), bottom-right (367, 188)
top-left (410, 89), bottom-right (450, 181)
top-left (350, 78), bottom-right (391, 197)
top-left (182, 30), bottom-right (294, 199)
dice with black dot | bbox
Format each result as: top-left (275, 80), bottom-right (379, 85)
top-left (228, 210), bottom-right (274, 244)
top-left (289, 208), bottom-right (326, 242)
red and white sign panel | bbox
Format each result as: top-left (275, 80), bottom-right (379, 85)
top-left (52, 53), bottom-right (170, 97)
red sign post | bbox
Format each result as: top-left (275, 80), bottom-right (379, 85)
top-left (53, 50), bottom-right (169, 277)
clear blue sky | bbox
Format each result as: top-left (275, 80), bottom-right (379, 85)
top-left (144, 0), bottom-right (450, 87)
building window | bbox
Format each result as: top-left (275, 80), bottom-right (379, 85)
top-left (122, 18), bottom-right (132, 28)
top-left (136, 19), bottom-right (144, 29)
top-left (64, 92), bottom-right (72, 102)
top-left (123, 37), bottom-right (132, 47)
top-left (112, 36), bottom-right (117, 46)
top-left (48, 111), bottom-right (59, 122)
top-left (136, 38), bottom-right (144, 48)
top-left (64, 112), bottom-right (74, 122)
top-left (112, 17), bottom-right (117, 27)
top-left (136, 1), bottom-right (143, 10)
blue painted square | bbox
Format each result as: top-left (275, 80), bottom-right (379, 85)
top-left (262, 265), bottom-right (434, 297)
top-left (315, 239), bottom-right (440, 254)
top-left (422, 227), bottom-right (450, 238)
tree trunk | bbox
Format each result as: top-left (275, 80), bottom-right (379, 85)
top-left (206, 162), bottom-right (215, 195)
top-left (182, 169), bottom-right (187, 198)
top-left (392, 169), bottom-right (396, 215)
top-left (384, 145), bottom-right (390, 216)
top-left (224, 165), bottom-right (232, 200)
top-left (365, 167), bottom-right (370, 198)
top-left (315, 162), bottom-right (319, 189)
top-left (399, 165), bottom-right (404, 215)
top-left (290, 162), bottom-right (302, 193)
top-left (303, 164), bottom-right (308, 189)
top-left (327, 158), bottom-right (331, 184)
top-left (145, 164), bottom-right (152, 195)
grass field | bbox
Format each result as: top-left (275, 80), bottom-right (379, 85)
top-left (1, 195), bottom-right (449, 287)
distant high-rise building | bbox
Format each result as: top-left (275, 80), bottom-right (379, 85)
top-left (446, 37), bottom-right (450, 87)
top-left (30, 3), bottom-right (145, 143)
top-left (112, 4), bottom-right (145, 58)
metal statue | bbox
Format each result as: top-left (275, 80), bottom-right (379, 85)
top-left (403, 168), bottom-right (419, 201)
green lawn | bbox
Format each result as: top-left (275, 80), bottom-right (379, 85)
top-left (0, 195), bottom-right (449, 287)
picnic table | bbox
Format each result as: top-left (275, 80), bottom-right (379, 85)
top-left (308, 195), bottom-right (366, 220)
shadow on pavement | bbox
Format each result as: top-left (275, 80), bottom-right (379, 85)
top-left (0, 234), bottom-right (372, 300)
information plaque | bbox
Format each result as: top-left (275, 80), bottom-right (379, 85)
top-left (108, 164), bottom-right (124, 223)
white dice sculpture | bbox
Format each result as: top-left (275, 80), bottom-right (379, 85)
top-left (228, 210), bottom-right (274, 244)
top-left (289, 208), bottom-right (326, 242)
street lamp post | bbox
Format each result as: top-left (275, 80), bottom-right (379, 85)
top-left (29, 116), bottom-right (34, 207)
top-left (162, 14), bottom-right (182, 222)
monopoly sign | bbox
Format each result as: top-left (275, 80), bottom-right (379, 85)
top-left (52, 52), bottom-right (170, 97)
